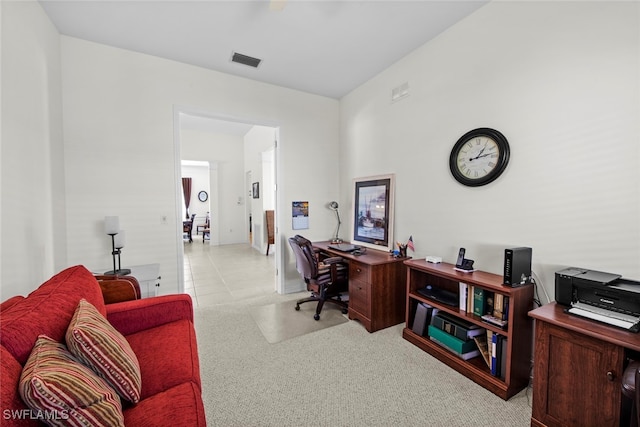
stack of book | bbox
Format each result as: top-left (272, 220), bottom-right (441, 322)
top-left (427, 312), bottom-right (484, 360)
top-left (458, 282), bottom-right (510, 328)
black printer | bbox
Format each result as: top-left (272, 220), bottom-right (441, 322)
top-left (555, 267), bottom-right (640, 332)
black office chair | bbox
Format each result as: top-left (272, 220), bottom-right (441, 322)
top-left (288, 235), bottom-right (349, 320)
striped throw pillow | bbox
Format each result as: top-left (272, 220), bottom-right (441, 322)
top-left (65, 299), bottom-right (141, 403)
top-left (19, 335), bottom-right (124, 427)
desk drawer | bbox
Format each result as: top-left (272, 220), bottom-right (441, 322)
top-left (349, 279), bottom-right (370, 316)
top-left (349, 261), bottom-right (371, 283)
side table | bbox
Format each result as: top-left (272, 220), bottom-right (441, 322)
top-left (127, 264), bottom-right (161, 298)
top-left (97, 264), bottom-right (161, 299)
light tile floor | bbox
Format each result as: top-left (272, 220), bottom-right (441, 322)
top-left (183, 241), bottom-right (277, 308)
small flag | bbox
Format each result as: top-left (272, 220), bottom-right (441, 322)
top-left (407, 236), bottom-right (415, 251)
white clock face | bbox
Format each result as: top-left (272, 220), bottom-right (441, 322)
top-left (456, 136), bottom-right (500, 180)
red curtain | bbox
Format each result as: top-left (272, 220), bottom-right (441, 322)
top-left (182, 177), bottom-right (192, 219)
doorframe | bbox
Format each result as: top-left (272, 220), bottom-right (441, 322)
top-left (172, 105), bottom-right (283, 293)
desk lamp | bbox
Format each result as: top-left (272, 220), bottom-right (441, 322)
top-left (104, 216), bottom-right (131, 275)
top-left (329, 201), bottom-right (343, 243)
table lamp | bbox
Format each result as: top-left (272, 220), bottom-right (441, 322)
top-left (104, 216), bottom-right (131, 275)
top-left (329, 201), bottom-right (343, 243)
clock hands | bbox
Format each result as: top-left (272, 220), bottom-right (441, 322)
top-left (468, 143), bottom-right (495, 162)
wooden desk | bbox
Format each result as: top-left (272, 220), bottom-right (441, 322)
top-left (529, 302), bottom-right (640, 427)
top-left (314, 241), bottom-right (408, 333)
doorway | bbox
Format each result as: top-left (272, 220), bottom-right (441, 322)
top-left (174, 108), bottom-right (279, 293)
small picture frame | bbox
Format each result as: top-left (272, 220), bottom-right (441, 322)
top-left (252, 182), bottom-right (260, 199)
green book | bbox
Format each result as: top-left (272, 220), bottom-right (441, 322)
top-left (473, 287), bottom-right (485, 317)
top-left (428, 325), bottom-right (477, 354)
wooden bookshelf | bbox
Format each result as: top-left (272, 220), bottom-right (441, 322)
top-left (402, 259), bottom-right (534, 400)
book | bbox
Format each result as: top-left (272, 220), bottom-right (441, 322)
top-left (467, 285), bottom-right (474, 313)
top-left (430, 337), bottom-right (481, 360)
top-left (503, 296), bottom-right (510, 321)
top-left (473, 287), bottom-right (485, 317)
top-left (473, 334), bottom-right (491, 368)
top-left (485, 291), bottom-right (494, 317)
top-left (493, 293), bottom-right (504, 319)
top-left (428, 325), bottom-right (477, 354)
top-left (431, 312), bottom-right (484, 341)
top-left (459, 282), bottom-right (468, 312)
top-left (412, 302), bottom-right (436, 336)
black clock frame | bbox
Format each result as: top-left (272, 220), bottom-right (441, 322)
top-left (449, 127), bottom-right (510, 187)
top-left (198, 191), bottom-right (208, 202)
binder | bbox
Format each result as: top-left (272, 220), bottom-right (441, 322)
top-left (499, 336), bottom-right (507, 380)
top-left (431, 312), bottom-right (484, 341)
top-left (428, 325), bottom-right (477, 354)
top-left (430, 337), bottom-right (480, 360)
top-left (491, 333), bottom-right (504, 377)
top-left (412, 302), bottom-right (436, 336)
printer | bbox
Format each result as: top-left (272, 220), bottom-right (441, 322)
top-left (555, 267), bottom-right (640, 333)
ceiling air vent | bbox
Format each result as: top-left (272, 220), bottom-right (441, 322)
top-left (231, 52), bottom-right (262, 68)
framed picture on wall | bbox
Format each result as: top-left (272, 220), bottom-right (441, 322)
top-left (351, 174), bottom-right (395, 252)
top-left (252, 182), bottom-right (260, 199)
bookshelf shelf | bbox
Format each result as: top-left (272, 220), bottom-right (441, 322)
top-left (402, 259), bottom-right (534, 400)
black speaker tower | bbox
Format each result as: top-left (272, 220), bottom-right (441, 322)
top-left (503, 247), bottom-right (532, 287)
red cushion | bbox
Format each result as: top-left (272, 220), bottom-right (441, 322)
top-left (0, 265), bottom-right (106, 365)
top-left (0, 296), bottom-right (25, 312)
top-left (1, 347), bottom-right (40, 427)
top-left (125, 319), bottom-right (201, 400)
top-left (123, 382), bottom-right (206, 427)
top-left (66, 299), bottom-right (142, 403)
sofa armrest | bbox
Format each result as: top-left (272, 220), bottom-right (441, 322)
top-left (106, 294), bottom-right (194, 336)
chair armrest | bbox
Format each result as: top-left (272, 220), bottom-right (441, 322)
top-left (98, 279), bottom-right (140, 304)
top-left (106, 294), bottom-right (194, 336)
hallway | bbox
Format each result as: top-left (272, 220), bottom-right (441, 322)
top-left (183, 242), bottom-right (276, 308)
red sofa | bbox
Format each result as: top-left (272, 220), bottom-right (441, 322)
top-left (0, 265), bottom-right (206, 426)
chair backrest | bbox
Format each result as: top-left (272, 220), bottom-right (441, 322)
top-left (288, 235), bottom-right (318, 282)
top-left (266, 210), bottom-right (275, 244)
top-left (94, 275), bottom-right (141, 303)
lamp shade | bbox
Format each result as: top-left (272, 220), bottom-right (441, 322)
top-left (114, 230), bottom-right (126, 249)
top-left (105, 216), bottom-right (120, 235)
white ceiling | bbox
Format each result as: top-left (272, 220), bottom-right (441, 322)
top-left (38, 0), bottom-right (489, 100)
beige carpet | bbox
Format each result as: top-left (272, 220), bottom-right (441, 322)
top-left (194, 291), bottom-right (533, 426)
top-left (249, 299), bottom-right (348, 343)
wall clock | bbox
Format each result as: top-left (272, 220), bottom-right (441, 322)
top-left (198, 191), bottom-right (208, 202)
top-left (449, 127), bottom-right (510, 187)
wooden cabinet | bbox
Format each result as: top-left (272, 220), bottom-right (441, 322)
top-left (402, 259), bottom-right (534, 400)
top-left (529, 303), bottom-right (640, 427)
top-left (313, 242), bottom-right (407, 333)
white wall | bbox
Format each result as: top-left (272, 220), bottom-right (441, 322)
top-left (60, 36), bottom-right (340, 295)
top-left (1, 1), bottom-right (66, 298)
top-left (181, 128), bottom-right (247, 246)
top-left (244, 126), bottom-right (277, 254)
top-left (340, 1), bottom-right (640, 302)
top-left (7, 1), bottom-right (636, 302)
